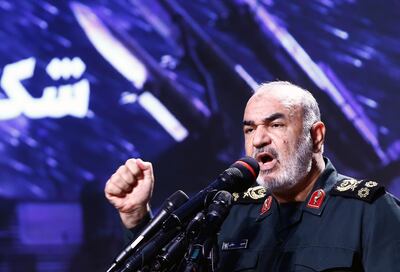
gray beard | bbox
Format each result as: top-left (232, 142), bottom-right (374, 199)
top-left (255, 133), bottom-right (313, 193)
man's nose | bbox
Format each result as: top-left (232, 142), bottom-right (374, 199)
top-left (252, 126), bottom-right (271, 148)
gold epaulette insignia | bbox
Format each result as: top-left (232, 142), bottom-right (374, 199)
top-left (330, 178), bottom-right (384, 203)
top-left (335, 179), bottom-right (361, 192)
top-left (232, 185), bottom-right (267, 203)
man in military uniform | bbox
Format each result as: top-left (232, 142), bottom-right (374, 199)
top-left (105, 81), bottom-right (400, 271)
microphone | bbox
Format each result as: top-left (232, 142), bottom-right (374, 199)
top-left (118, 157), bottom-right (258, 272)
top-left (151, 231), bottom-right (186, 272)
top-left (202, 190), bottom-right (233, 237)
top-left (151, 212), bottom-right (205, 272)
top-left (106, 190), bottom-right (189, 272)
top-left (163, 156), bottom-right (259, 230)
top-left (180, 191), bottom-right (233, 272)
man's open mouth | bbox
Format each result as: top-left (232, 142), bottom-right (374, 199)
top-left (256, 152), bottom-right (277, 170)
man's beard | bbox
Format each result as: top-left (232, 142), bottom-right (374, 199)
top-left (254, 133), bottom-right (313, 193)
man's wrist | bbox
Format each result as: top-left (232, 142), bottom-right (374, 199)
top-left (120, 204), bottom-right (151, 229)
top-left (124, 211), bottom-right (153, 242)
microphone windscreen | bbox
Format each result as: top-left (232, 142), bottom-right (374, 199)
top-left (226, 156), bottom-right (259, 192)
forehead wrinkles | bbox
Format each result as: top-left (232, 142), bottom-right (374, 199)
top-left (245, 92), bottom-right (300, 121)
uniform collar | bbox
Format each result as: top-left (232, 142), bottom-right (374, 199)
top-left (255, 157), bottom-right (339, 222)
top-left (302, 157), bottom-right (338, 216)
top-left (256, 195), bottom-right (276, 221)
top-left (256, 196), bottom-right (303, 231)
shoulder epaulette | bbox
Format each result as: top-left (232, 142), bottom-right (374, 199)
top-left (330, 178), bottom-right (385, 203)
top-left (231, 185), bottom-right (267, 204)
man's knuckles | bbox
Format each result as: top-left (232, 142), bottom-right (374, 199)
top-left (125, 159), bottom-right (143, 176)
top-left (105, 180), bottom-right (123, 196)
top-left (117, 166), bottom-right (137, 183)
top-left (109, 173), bottom-right (132, 192)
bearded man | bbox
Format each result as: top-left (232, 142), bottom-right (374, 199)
top-left (105, 81), bottom-right (400, 271)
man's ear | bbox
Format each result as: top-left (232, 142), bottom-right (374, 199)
top-left (311, 121), bottom-right (326, 153)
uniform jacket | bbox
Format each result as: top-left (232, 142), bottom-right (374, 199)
top-left (217, 158), bottom-right (400, 271)
top-left (126, 158), bottom-right (400, 271)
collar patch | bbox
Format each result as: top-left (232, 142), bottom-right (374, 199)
top-left (260, 196), bottom-right (273, 215)
top-left (307, 189), bottom-right (326, 209)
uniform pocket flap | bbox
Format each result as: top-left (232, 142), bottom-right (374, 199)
top-left (294, 246), bottom-right (355, 271)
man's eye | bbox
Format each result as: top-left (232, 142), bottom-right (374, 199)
top-left (271, 123), bottom-right (284, 128)
top-left (244, 128), bottom-right (254, 134)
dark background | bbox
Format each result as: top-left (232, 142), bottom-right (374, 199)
top-left (0, 0), bottom-right (399, 271)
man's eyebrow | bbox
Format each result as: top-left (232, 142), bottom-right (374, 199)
top-left (243, 112), bottom-right (286, 126)
top-left (243, 120), bottom-right (254, 126)
top-left (263, 112), bottom-right (286, 122)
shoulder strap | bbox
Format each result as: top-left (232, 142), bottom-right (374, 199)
top-left (231, 185), bottom-right (267, 204)
top-left (330, 178), bottom-right (385, 203)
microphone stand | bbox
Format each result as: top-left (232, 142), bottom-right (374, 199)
top-left (116, 209), bottom-right (207, 272)
top-left (150, 212), bottom-right (205, 272)
top-left (107, 191), bottom-right (189, 272)
top-left (117, 225), bottom-right (181, 272)
top-left (178, 191), bottom-right (232, 272)
top-left (115, 184), bottom-right (236, 271)
top-left (178, 231), bottom-right (216, 272)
